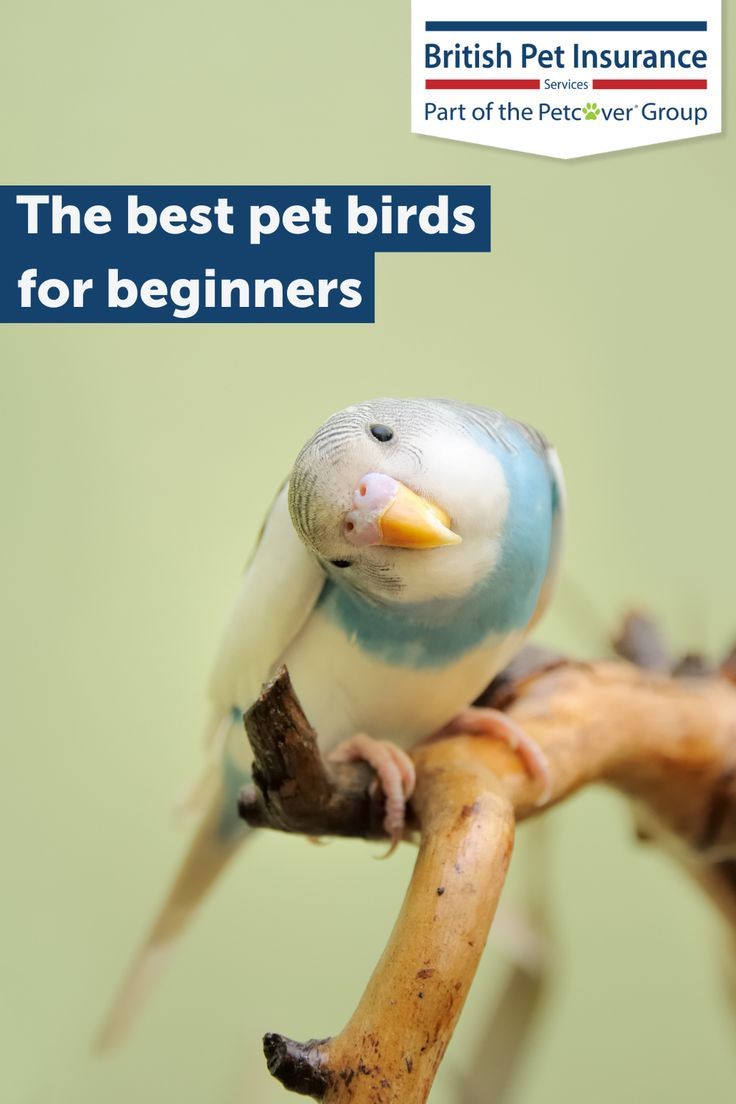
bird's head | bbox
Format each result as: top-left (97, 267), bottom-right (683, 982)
top-left (287, 398), bottom-right (514, 605)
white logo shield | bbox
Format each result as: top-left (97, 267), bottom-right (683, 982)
top-left (411, 0), bottom-right (722, 158)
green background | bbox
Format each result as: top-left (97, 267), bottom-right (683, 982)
top-left (2, 3), bottom-right (735, 1102)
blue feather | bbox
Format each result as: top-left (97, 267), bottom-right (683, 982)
top-left (217, 707), bottom-right (252, 839)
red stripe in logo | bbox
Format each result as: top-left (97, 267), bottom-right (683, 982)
top-left (592, 79), bottom-right (708, 90)
top-left (425, 79), bottom-right (541, 90)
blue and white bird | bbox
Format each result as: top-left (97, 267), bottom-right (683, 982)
top-left (98, 397), bottom-right (565, 1048)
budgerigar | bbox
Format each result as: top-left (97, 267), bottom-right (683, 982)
top-left (98, 397), bottom-right (565, 1048)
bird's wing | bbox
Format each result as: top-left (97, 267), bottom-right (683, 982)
top-left (207, 480), bottom-right (326, 727)
top-left (529, 444), bottom-right (566, 627)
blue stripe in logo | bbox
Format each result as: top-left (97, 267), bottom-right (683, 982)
top-left (425, 22), bottom-right (707, 33)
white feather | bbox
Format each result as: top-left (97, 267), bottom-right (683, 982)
top-left (206, 483), bottom-right (325, 719)
top-left (282, 609), bottom-right (527, 749)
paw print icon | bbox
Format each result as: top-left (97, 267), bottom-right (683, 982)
top-left (583, 102), bottom-right (600, 120)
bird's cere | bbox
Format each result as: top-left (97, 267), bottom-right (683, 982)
top-left (344, 472), bottom-right (462, 550)
top-left (343, 472), bottom-right (397, 546)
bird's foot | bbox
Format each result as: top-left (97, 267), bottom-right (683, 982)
top-left (436, 707), bottom-right (552, 806)
top-left (328, 734), bottom-right (416, 853)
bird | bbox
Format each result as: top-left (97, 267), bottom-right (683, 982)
top-left (96, 396), bottom-right (565, 1049)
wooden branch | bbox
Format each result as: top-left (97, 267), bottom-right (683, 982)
top-left (238, 669), bottom-right (385, 840)
top-left (238, 631), bottom-right (736, 1103)
top-left (259, 740), bottom-right (514, 1102)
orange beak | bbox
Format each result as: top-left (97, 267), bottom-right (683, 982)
top-left (344, 473), bottom-right (462, 550)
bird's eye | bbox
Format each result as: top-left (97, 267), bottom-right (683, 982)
top-left (330, 559), bottom-right (352, 569)
top-left (369, 423), bottom-right (394, 443)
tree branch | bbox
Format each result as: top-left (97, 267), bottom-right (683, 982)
top-left (238, 669), bottom-right (384, 840)
top-left (238, 624), bottom-right (736, 1102)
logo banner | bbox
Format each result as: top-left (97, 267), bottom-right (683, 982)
top-left (412, 1), bottom-right (722, 158)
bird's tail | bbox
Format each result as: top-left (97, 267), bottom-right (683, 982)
top-left (94, 781), bottom-right (248, 1053)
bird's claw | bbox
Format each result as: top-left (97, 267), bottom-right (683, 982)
top-left (329, 734), bottom-right (416, 852)
top-left (437, 707), bottom-right (552, 805)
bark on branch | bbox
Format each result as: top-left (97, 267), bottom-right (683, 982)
top-left (238, 617), bottom-right (736, 1103)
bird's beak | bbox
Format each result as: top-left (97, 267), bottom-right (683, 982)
top-left (344, 472), bottom-right (462, 549)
